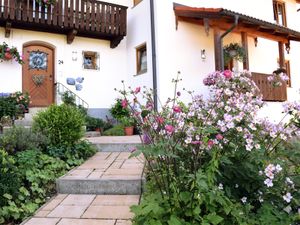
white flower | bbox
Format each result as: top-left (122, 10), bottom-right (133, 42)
top-left (255, 144), bottom-right (261, 149)
top-left (259, 196), bottom-right (264, 203)
top-left (185, 136), bottom-right (192, 144)
top-left (285, 177), bottom-right (294, 186)
top-left (235, 184), bottom-right (239, 188)
top-left (224, 89), bottom-right (233, 96)
top-left (275, 164), bottom-right (282, 172)
top-left (236, 127), bottom-right (243, 132)
top-left (264, 178), bottom-right (273, 187)
top-left (241, 197), bottom-right (247, 204)
top-left (249, 123), bottom-right (257, 131)
top-left (259, 171), bottom-right (263, 176)
top-left (218, 183), bottom-right (223, 190)
top-left (225, 105), bottom-right (231, 112)
top-left (283, 192), bottom-right (293, 203)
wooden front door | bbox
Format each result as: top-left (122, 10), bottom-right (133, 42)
top-left (22, 44), bottom-right (54, 107)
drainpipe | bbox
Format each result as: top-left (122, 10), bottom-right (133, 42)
top-left (150, 0), bottom-right (158, 111)
top-left (220, 15), bottom-right (239, 70)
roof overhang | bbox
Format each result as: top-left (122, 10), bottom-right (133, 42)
top-left (174, 4), bottom-right (300, 43)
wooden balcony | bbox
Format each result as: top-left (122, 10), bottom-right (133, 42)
top-left (0, 0), bottom-right (127, 48)
top-left (252, 72), bottom-right (287, 102)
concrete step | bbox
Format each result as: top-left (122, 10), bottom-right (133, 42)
top-left (21, 194), bottom-right (139, 225)
top-left (56, 152), bottom-right (144, 195)
top-left (87, 136), bottom-right (141, 152)
top-left (14, 107), bottom-right (46, 127)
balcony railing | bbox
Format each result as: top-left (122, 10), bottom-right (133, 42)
top-left (0, 0), bottom-right (127, 47)
top-left (252, 72), bottom-right (287, 102)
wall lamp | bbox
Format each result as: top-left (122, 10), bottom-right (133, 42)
top-left (201, 49), bottom-right (206, 60)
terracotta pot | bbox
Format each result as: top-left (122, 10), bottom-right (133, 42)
top-left (4, 52), bottom-right (12, 60)
top-left (124, 126), bottom-right (134, 136)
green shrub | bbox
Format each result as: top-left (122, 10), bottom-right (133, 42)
top-left (61, 91), bottom-right (76, 107)
top-left (103, 124), bottom-right (125, 136)
top-left (0, 149), bottom-right (21, 208)
top-left (0, 92), bottom-right (30, 120)
top-left (45, 140), bottom-right (96, 167)
top-left (0, 126), bottom-right (49, 154)
top-left (32, 104), bottom-right (85, 147)
top-left (110, 98), bottom-right (130, 121)
top-left (85, 116), bottom-right (105, 131)
top-left (0, 149), bottom-right (68, 224)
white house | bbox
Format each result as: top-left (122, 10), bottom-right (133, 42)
top-left (0, 0), bottom-right (300, 120)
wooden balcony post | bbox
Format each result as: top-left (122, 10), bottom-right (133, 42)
top-left (241, 32), bottom-right (249, 70)
top-left (214, 27), bottom-right (222, 71)
top-left (278, 41), bottom-right (285, 69)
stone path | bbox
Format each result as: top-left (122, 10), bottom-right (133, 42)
top-left (23, 194), bottom-right (138, 225)
top-left (87, 135), bottom-right (141, 152)
top-left (57, 152), bottom-right (144, 195)
top-left (22, 137), bottom-right (144, 225)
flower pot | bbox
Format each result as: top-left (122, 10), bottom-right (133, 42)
top-left (4, 52), bottom-right (12, 60)
top-left (124, 126), bottom-right (134, 136)
top-left (229, 50), bottom-right (237, 57)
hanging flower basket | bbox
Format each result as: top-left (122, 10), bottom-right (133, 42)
top-left (0, 42), bottom-right (24, 65)
top-left (35, 0), bottom-right (56, 7)
top-left (223, 43), bottom-right (245, 65)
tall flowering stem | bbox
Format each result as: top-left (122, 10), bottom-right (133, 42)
top-left (117, 70), bottom-right (300, 222)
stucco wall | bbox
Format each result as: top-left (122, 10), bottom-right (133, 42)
top-left (153, 0), bottom-right (300, 122)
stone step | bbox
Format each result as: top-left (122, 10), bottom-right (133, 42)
top-left (21, 194), bottom-right (138, 225)
top-left (87, 136), bottom-right (141, 152)
top-left (56, 152), bottom-right (144, 195)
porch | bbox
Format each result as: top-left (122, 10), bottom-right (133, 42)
top-left (174, 4), bottom-right (300, 101)
top-left (0, 0), bottom-right (127, 48)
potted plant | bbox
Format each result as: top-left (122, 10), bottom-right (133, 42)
top-left (223, 43), bottom-right (245, 65)
top-left (0, 42), bottom-right (24, 65)
top-left (120, 117), bottom-right (135, 136)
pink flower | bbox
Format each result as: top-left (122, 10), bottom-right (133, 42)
top-left (156, 116), bottom-right (164, 124)
top-left (223, 70), bottom-right (232, 79)
top-left (165, 125), bottom-right (175, 134)
top-left (216, 134), bottom-right (223, 140)
top-left (173, 106), bottom-right (182, 113)
top-left (191, 141), bottom-right (202, 145)
top-left (134, 87), bottom-right (141, 94)
top-left (6, 47), bottom-right (10, 52)
top-left (207, 140), bottom-right (214, 148)
top-left (121, 99), bottom-right (128, 108)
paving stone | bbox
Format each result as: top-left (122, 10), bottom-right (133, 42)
top-left (60, 194), bottom-right (96, 206)
top-left (35, 210), bottom-right (51, 217)
top-left (47, 205), bottom-right (88, 218)
top-left (57, 219), bottom-right (116, 225)
top-left (116, 220), bottom-right (132, 225)
top-left (42, 195), bottom-right (67, 211)
top-left (87, 170), bottom-right (104, 179)
top-left (91, 195), bottom-right (139, 206)
top-left (23, 218), bottom-right (60, 225)
top-left (105, 169), bottom-right (143, 176)
top-left (82, 206), bottom-right (134, 219)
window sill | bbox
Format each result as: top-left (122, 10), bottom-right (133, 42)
top-left (134, 70), bottom-right (147, 76)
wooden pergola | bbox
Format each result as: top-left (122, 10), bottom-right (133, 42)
top-left (174, 4), bottom-right (300, 71)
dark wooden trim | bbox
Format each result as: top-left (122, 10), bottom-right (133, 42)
top-left (278, 41), bottom-right (285, 68)
top-left (0, 0), bottom-right (127, 48)
top-left (110, 36), bottom-right (123, 48)
top-left (214, 27), bottom-right (222, 71)
top-left (67, 29), bottom-right (78, 44)
top-left (241, 32), bottom-right (249, 70)
top-left (5, 21), bottom-right (11, 38)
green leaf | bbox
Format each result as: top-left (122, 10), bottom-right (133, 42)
top-left (206, 213), bottom-right (224, 225)
top-left (3, 193), bottom-right (12, 200)
top-left (168, 215), bottom-right (182, 225)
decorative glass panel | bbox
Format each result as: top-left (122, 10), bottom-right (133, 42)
top-left (29, 51), bottom-right (48, 70)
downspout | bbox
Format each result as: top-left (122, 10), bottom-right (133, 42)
top-left (220, 15), bottom-right (239, 70)
top-left (150, 0), bottom-right (158, 111)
